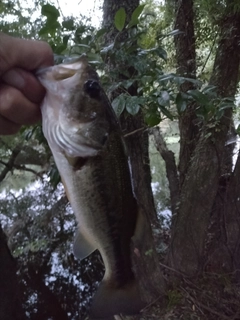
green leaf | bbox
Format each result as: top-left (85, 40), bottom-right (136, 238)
top-left (161, 74), bottom-right (201, 87)
top-left (38, 26), bottom-right (48, 36)
top-left (202, 85), bottom-right (217, 94)
top-left (176, 92), bottom-right (188, 113)
top-left (159, 105), bottom-right (173, 120)
top-left (145, 108), bottom-right (161, 127)
top-left (63, 35), bottom-right (70, 45)
top-left (158, 91), bottom-right (170, 107)
top-left (222, 97), bottom-right (235, 103)
top-left (145, 249), bottom-right (153, 256)
top-left (114, 8), bottom-right (126, 31)
top-left (122, 79), bottom-right (135, 89)
top-left (41, 4), bottom-right (60, 20)
top-left (218, 101), bottom-right (234, 112)
top-left (74, 43), bottom-right (91, 49)
top-left (75, 25), bottom-right (88, 37)
top-left (187, 89), bottom-right (209, 106)
top-left (140, 76), bottom-right (152, 85)
top-left (202, 85), bottom-right (217, 99)
top-left (158, 73), bottom-right (175, 82)
top-left (95, 28), bottom-right (107, 39)
top-left (167, 29), bottom-right (184, 36)
top-left (62, 18), bottom-right (74, 30)
top-left (55, 43), bottom-right (67, 54)
top-left (49, 165), bottom-right (60, 189)
top-left (39, 19), bottom-right (61, 36)
top-left (156, 47), bottom-right (168, 60)
top-left (128, 4), bottom-right (145, 27)
top-left (100, 43), bottom-right (114, 54)
top-left (126, 96), bottom-right (140, 115)
top-left (87, 53), bottom-right (103, 65)
top-left (112, 94), bottom-right (126, 117)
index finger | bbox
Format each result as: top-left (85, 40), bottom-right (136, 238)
top-left (0, 33), bottom-right (54, 76)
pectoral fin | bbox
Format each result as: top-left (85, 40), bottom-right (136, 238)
top-left (73, 229), bottom-right (97, 260)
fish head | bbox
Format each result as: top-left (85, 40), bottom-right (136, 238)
top-left (38, 56), bottom-right (116, 158)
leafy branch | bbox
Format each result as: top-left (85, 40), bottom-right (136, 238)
top-left (0, 146), bottom-right (21, 182)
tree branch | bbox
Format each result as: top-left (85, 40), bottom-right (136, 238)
top-left (10, 163), bottom-right (43, 178)
top-left (152, 127), bottom-right (179, 216)
top-left (0, 146), bottom-right (21, 183)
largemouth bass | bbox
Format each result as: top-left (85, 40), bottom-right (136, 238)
top-left (38, 56), bottom-right (144, 319)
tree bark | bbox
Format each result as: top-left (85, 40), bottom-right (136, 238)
top-left (173, 0), bottom-right (199, 187)
top-left (224, 147), bottom-right (240, 278)
top-left (167, 4), bottom-right (240, 276)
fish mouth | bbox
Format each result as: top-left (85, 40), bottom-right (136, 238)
top-left (37, 55), bottom-right (89, 84)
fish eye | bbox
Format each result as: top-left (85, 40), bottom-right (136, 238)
top-left (84, 80), bottom-right (101, 99)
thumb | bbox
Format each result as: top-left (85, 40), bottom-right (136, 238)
top-left (0, 33), bottom-right (53, 76)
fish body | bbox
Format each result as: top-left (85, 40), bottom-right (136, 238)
top-left (38, 57), bottom-right (143, 318)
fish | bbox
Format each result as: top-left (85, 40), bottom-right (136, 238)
top-left (37, 56), bottom-right (144, 319)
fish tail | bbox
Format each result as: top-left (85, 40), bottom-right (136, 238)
top-left (89, 279), bottom-right (145, 319)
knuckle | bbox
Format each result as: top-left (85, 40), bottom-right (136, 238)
top-left (0, 85), bottom-right (15, 113)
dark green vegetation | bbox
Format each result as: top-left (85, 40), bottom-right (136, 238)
top-left (1, 0), bottom-right (240, 319)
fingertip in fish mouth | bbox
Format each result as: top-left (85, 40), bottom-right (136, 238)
top-left (36, 55), bottom-right (92, 84)
top-left (62, 53), bottom-right (88, 64)
top-left (36, 67), bottom-right (50, 77)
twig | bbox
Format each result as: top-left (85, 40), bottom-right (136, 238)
top-left (123, 127), bottom-right (146, 138)
top-left (140, 294), bottom-right (163, 312)
top-left (0, 158), bottom-right (43, 178)
top-left (182, 277), bottom-right (240, 315)
top-left (180, 286), bottom-right (234, 320)
top-left (198, 34), bottom-right (217, 77)
top-left (11, 164), bottom-right (43, 177)
top-left (181, 286), bottom-right (204, 315)
top-left (56, 0), bottom-right (64, 18)
top-left (159, 261), bottom-right (187, 277)
top-left (0, 146), bottom-right (21, 182)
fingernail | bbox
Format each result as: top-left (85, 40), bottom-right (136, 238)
top-left (2, 69), bottom-right (25, 89)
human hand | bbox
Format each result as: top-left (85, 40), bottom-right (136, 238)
top-left (0, 33), bottom-right (53, 135)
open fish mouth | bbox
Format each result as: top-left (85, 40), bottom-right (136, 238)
top-left (37, 56), bottom-right (84, 79)
top-left (37, 56), bottom-right (88, 93)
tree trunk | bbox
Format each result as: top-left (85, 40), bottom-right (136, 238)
top-left (102, 0), bottom-right (165, 311)
top-left (152, 127), bottom-right (179, 216)
top-left (173, 0), bottom-right (199, 187)
top-left (0, 224), bottom-right (24, 320)
top-left (223, 144), bottom-right (240, 279)
top-left (167, 3), bottom-right (240, 276)
top-left (102, 0), bottom-right (158, 225)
